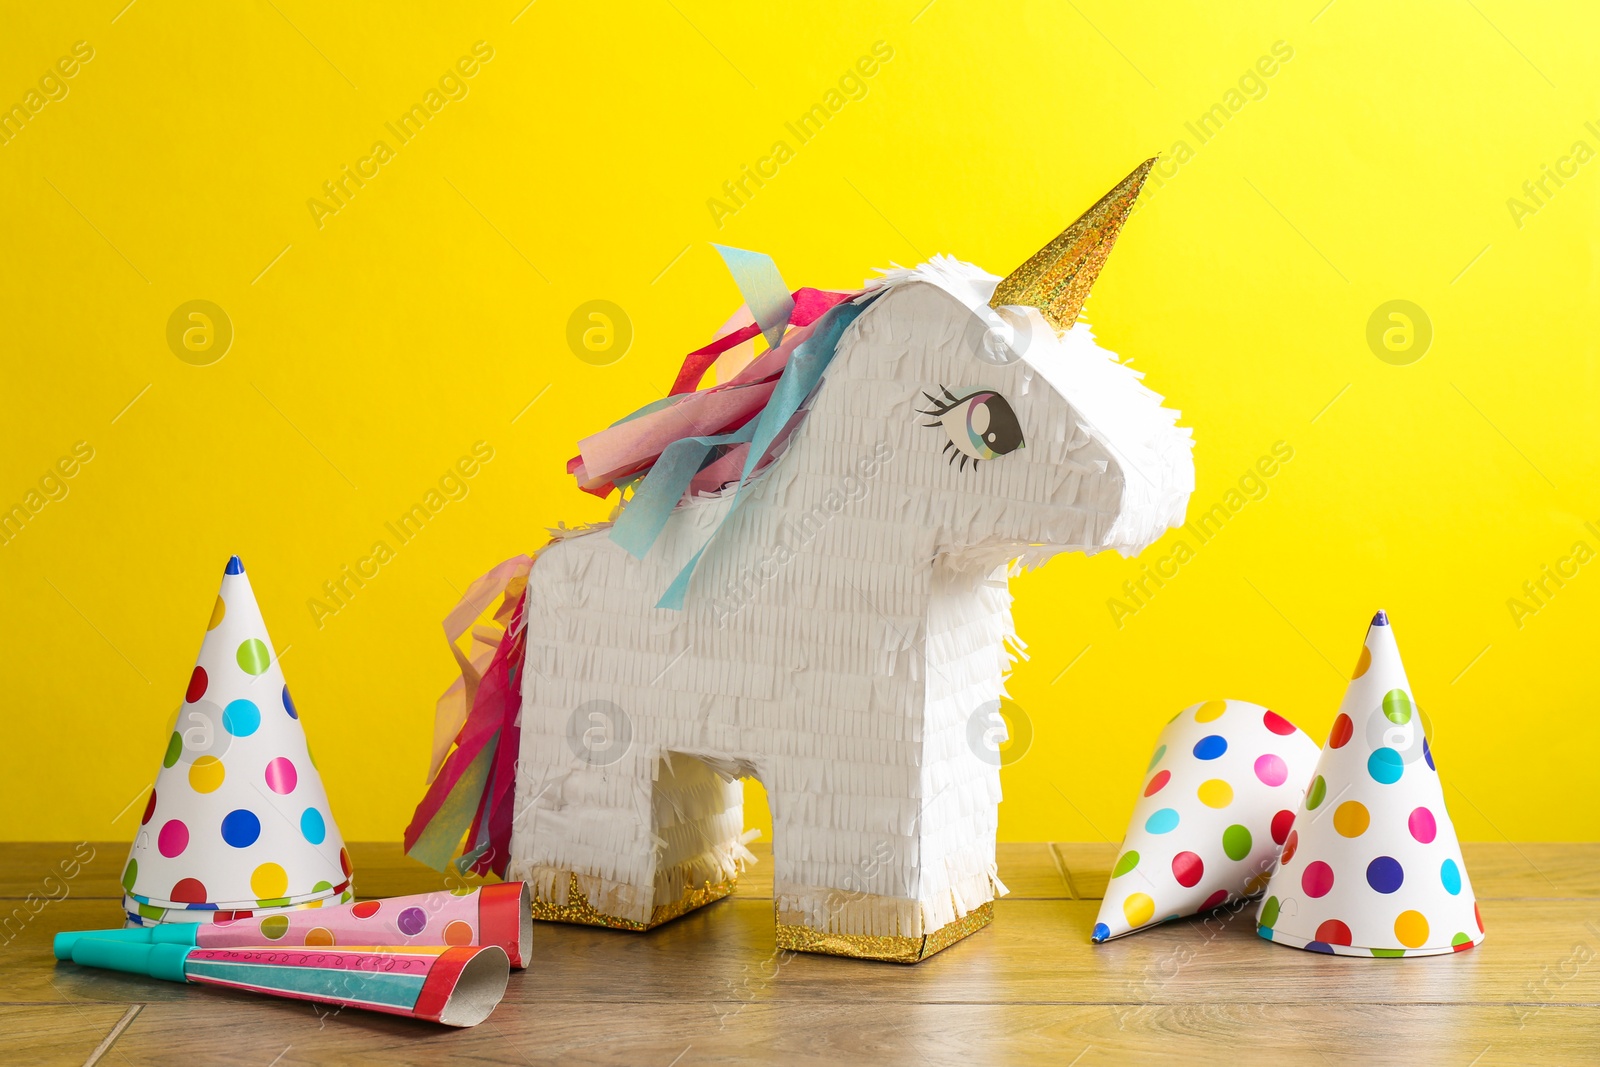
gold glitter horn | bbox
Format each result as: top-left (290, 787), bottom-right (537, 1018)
top-left (990, 156), bottom-right (1157, 332)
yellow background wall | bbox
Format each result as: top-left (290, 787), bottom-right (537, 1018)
top-left (4, 1), bottom-right (1596, 845)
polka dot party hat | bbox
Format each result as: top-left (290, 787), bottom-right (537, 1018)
top-left (1094, 700), bottom-right (1319, 943)
top-left (1256, 611), bottom-right (1483, 957)
top-left (121, 556), bottom-right (351, 914)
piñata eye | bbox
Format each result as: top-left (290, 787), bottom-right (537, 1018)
top-left (918, 387), bottom-right (1025, 470)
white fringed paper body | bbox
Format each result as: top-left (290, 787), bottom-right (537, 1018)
top-left (507, 270), bottom-right (1193, 960)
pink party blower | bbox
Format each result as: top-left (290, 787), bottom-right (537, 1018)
top-left (57, 883), bottom-right (531, 969)
top-left (65, 940), bottom-right (510, 1027)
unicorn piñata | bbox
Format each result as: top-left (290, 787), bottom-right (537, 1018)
top-left (408, 159), bottom-right (1195, 961)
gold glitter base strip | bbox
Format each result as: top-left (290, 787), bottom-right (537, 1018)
top-left (528, 874), bottom-right (736, 932)
top-left (774, 901), bottom-right (994, 964)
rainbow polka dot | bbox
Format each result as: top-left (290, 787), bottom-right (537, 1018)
top-left (1328, 713), bottom-right (1353, 749)
top-left (1113, 850), bottom-right (1140, 877)
top-left (1195, 700), bottom-right (1227, 723)
top-left (1145, 808), bottom-right (1180, 834)
top-left (300, 807), bottom-right (327, 845)
top-left (1367, 748), bottom-right (1404, 785)
top-left (1171, 851), bottom-right (1203, 888)
top-left (186, 666), bottom-right (208, 703)
top-left (1302, 860), bottom-right (1334, 898)
top-left (264, 757), bottom-right (297, 795)
top-left (158, 819), bottom-right (189, 858)
top-left (397, 906), bottom-right (430, 937)
top-left (1333, 800), bottom-right (1369, 838)
top-left (188, 756), bottom-right (225, 794)
top-left (170, 877), bottom-right (207, 904)
top-left (1441, 859), bottom-right (1462, 895)
top-left (251, 862), bottom-right (289, 900)
top-left (1306, 775), bottom-right (1327, 810)
top-left (1253, 753), bottom-right (1288, 787)
top-left (1262, 710), bottom-right (1297, 736)
top-left (222, 699), bottom-right (260, 737)
top-left (1197, 779), bottom-right (1233, 808)
top-left (1408, 806), bottom-right (1437, 843)
top-left (1123, 893), bottom-right (1155, 928)
top-left (1192, 735), bottom-right (1228, 760)
top-left (1367, 856), bottom-right (1404, 894)
top-left (236, 638), bottom-right (271, 676)
top-left (221, 809), bottom-right (261, 848)
top-left (1394, 910), bottom-right (1429, 948)
top-left (1221, 825), bottom-right (1252, 862)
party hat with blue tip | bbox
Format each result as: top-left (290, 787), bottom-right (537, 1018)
top-left (120, 555), bottom-right (351, 922)
top-left (1255, 611), bottom-right (1483, 957)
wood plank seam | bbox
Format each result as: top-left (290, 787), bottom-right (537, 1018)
top-left (81, 1003), bottom-right (141, 1067)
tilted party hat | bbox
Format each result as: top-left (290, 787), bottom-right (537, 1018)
top-left (1256, 612), bottom-right (1483, 957)
top-left (1094, 699), bottom-right (1319, 942)
top-left (121, 556), bottom-right (351, 913)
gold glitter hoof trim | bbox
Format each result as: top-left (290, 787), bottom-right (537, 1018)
top-left (774, 901), bottom-right (994, 963)
top-left (530, 874), bottom-right (736, 932)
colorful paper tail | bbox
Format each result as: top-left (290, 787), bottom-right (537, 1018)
top-left (406, 560), bottom-right (533, 879)
top-left (68, 939), bottom-right (511, 1027)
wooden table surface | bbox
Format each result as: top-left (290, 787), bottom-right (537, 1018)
top-left (4, 840), bottom-right (1597, 1066)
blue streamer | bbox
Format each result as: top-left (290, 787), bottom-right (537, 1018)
top-left (712, 244), bottom-right (795, 351)
top-left (609, 420), bottom-right (759, 560)
top-left (655, 296), bottom-right (873, 609)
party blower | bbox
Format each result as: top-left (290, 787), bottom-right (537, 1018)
top-left (58, 883), bottom-right (532, 968)
top-left (64, 939), bottom-right (510, 1027)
